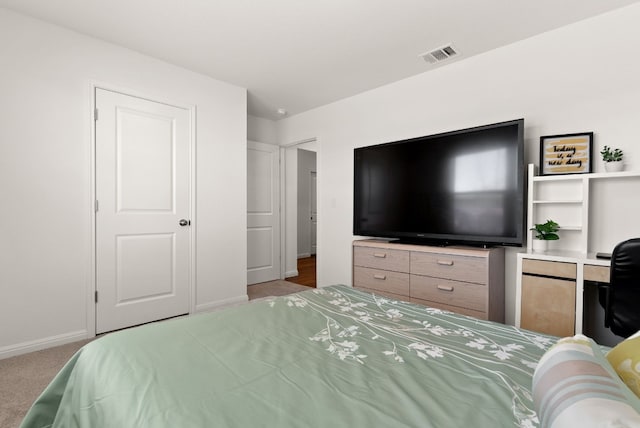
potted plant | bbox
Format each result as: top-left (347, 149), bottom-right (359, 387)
top-left (600, 145), bottom-right (624, 172)
top-left (530, 219), bottom-right (559, 251)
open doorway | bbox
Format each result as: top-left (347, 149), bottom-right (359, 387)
top-left (283, 140), bottom-right (317, 288)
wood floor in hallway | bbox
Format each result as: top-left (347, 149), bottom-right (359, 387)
top-left (285, 255), bottom-right (316, 288)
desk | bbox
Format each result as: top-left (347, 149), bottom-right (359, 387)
top-left (515, 250), bottom-right (610, 336)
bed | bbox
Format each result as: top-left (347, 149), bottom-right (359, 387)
top-left (21, 285), bottom-right (557, 427)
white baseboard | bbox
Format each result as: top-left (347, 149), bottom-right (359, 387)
top-left (297, 253), bottom-right (311, 259)
top-left (195, 295), bottom-right (249, 313)
top-left (0, 329), bottom-right (90, 360)
top-left (285, 270), bottom-right (299, 278)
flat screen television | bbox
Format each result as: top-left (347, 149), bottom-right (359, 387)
top-left (353, 119), bottom-right (526, 247)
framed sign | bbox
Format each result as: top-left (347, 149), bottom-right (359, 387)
top-left (540, 132), bottom-right (593, 175)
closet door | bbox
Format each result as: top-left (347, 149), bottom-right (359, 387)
top-left (95, 88), bottom-right (191, 334)
top-left (247, 141), bottom-right (281, 285)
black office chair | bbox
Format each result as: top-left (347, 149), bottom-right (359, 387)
top-left (599, 238), bottom-right (640, 338)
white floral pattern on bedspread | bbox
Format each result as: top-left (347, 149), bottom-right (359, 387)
top-left (270, 286), bottom-right (555, 428)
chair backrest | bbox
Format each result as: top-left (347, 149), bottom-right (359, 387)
top-left (608, 238), bottom-right (640, 338)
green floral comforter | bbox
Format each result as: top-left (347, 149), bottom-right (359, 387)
top-left (21, 285), bottom-right (554, 428)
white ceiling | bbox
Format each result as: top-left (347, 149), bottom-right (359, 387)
top-left (1, 0), bottom-right (637, 120)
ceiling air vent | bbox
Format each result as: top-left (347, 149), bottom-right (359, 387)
top-left (419, 44), bottom-right (459, 64)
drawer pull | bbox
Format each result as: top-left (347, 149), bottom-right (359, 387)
top-left (437, 260), bottom-right (454, 266)
top-left (373, 274), bottom-right (387, 280)
top-left (437, 285), bottom-right (454, 292)
top-left (373, 253), bottom-right (387, 258)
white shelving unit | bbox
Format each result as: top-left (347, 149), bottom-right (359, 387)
top-left (519, 164), bottom-right (640, 336)
top-left (526, 164), bottom-right (640, 253)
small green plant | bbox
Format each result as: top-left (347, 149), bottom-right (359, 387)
top-left (531, 219), bottom-right (560, 240)
top-left (600, 145), bottom-right (624, 162)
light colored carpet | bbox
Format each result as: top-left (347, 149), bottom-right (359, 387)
top-left (0, 279), bottom-right (309, 428)
top-left (0, 339), bottom-right (93, 428)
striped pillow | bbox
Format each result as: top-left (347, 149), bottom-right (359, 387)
top-left (532, 334), bottom-right (640, 428)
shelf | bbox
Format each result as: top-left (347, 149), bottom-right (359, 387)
top-left (532, 170), bottom-right (640, 182)
top-left (519, 249), bottom-right (608, 265)
top-left (533, 200), bottom-right (582, 204)
top-left (532, 174), bottom-right (585, 182)
top-left (527, 163), bottom-right (640, 254)
top-left (587, 170), bottom-right (640, 180)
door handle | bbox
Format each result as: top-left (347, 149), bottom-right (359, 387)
top-left (179, 219), bottom-right (191, 226)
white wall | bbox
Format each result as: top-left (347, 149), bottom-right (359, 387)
top-left (248, 115), bottom-right (278, 145)
top-left (0, 8), bottom-right (247, 357)
top-left (277, 4), bottom-right (640, 325)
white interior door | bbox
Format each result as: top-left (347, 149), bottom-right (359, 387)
top-left (310, 171), bottom-right (317, 255)
top-left (247, 141), bottom-right (280, 285)
top-left (95, 88), bottom-right (191, 334)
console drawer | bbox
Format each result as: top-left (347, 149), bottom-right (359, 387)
top-left (583, 264), bottom-right (610, 283)
top-left (411, 274), bottom-right (486, 312)
top-left (353, 246), bottom-right (410, 272)
top-left (353, 266), bottom-right (410, 296)
top-left (522, 259), bottom-right (576, 279)
top-left (411, 252), bottom-right (487, 284)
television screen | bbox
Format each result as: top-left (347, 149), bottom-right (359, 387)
top-left (353, 119), bottom-right (525, 247)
